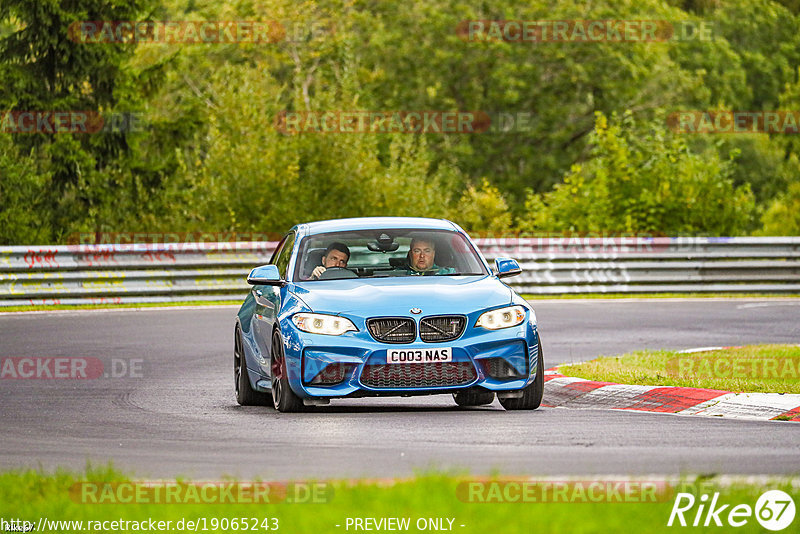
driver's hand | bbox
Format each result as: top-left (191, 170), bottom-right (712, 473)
top-left (311, 266), bottom-right (326, 279)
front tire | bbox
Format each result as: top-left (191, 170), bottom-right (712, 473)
top-left (235, 324), bottom-right (271, 406)
top-left (270, 329), bottom-right (305, 412)
top-left (499, 339), bottom-right (544, 411)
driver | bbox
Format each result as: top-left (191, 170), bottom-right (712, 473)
top-left (406, 236), bottom-right (455, 275)
top-left (310, 242), bottom-right (351, 279)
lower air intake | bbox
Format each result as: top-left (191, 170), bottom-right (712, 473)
top-left (360, 362), bottom-right (477, 388)
top-left (307, 363), bottom-right (354, 385)
top-left (481, 358), bottom-right (527, 380)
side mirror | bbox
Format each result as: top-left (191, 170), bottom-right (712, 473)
top-left (247, 265), bottom-right (285, 286)
top-left (494, 257), bottom-right (522, 279)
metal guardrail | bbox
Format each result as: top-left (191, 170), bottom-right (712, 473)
top-left (0, 242), bottom-right (276, 306)
top-left (1, 237), bottom-right (799, 306)
top-left (474, 236), bottom-right (800, 294)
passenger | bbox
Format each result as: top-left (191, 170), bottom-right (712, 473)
top-left (310, 242), bottom-right (351, 279)
top-left (406, 237), bottom-right (455, 276)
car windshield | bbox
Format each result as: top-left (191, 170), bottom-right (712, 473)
top-left (293, 229), bottom-right (488, 281)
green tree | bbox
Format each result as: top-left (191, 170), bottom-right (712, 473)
top-left (710, 0), bottom-right (800, 110)
top-left (0, 0), bottom-right (191, 241)
top-left (519, 112), bottom-right (755, 236)
top-left (2, 0), bottom-right (798, 243)
top-left (448, 179), bottom-right (513, 235)
top-left (351, 0), bottom-right (722, 204)
top-left (758, 180), bottom-right (800, 235)
top-left (156, 0), bottom-right (458, 233)
top-left (746, 65), bottom-right (800, 236)
top-left (0, 134), bottom-right (51, 244)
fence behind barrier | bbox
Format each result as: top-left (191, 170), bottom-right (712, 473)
top-left (1, 237), bottom-right (799, 306)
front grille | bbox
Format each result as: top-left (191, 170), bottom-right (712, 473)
top-left (419, 315), bottom-right (466, 342)
top-left (367, 317), bottom-right (416, 343)
top-left (361, 362), bottom-right (477, 389)
top-left (482, 358), bottom-right (527, 380)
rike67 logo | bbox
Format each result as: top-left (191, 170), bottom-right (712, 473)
top-left (668, 490), bottom-right (795, 531)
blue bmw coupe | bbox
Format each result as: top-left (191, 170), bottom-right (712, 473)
top-left (234, 217), bottom-right (543, 411)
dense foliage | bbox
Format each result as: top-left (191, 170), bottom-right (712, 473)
top-left (521, 112), bottom-right (755, 236)
top-left (1, 0), bottom-right (799, 243)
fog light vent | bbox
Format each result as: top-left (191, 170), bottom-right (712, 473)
top-left (309, 363), bottom-right (354, 385)
top-left (482, 358), bottom-right (526, 380)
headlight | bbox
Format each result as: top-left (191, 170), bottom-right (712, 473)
top-left (292, 313), bottom-right (357, 335)
top-left (476, 305), bottom-right (526, 330)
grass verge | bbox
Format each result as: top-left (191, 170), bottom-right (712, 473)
top-left (522, 292), bottom-right (800, 300)
top-left (561, 344), bottom-right (800, 394)
top-left (0, 467), bottom-right (797, 533)
top-left (0, 301), bottom-right (241, 312)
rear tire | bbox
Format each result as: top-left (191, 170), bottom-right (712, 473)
top-left (234, 324), bottom-right (271, 406)
top-left (453, 388), bottom-right (495, 407)
top-left (271, 329), bottom-right (305, 412)
top-left (499, 339), bottom-right (544, 411)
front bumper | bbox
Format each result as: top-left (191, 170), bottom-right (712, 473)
top-left (269, 314), bottom-right (540, 399)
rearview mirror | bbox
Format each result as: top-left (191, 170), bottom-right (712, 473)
top-left (494, 258), bottom-right (522, 279)
top-left (247, 265), bottom-right (285, 286)
top-left (367, 232), bottom-right (399, 252)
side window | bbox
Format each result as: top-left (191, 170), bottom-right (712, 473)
top-left (273, 232), bottom-right (296, 279)
top-left (269, 235), bottom-right (288, 265)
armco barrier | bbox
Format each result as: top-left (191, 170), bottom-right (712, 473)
top-left (474, 236), bottom-right (800, 295)
top-left (1, 237), bottom-right (799, 306)
top-left (0, 242), bottom-right (277, 306)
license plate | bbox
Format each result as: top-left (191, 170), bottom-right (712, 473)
top-left (387, 347), bottom-right (452, 364)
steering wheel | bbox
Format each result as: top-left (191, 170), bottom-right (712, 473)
top-left (317, 266), bottom-right (358, 280)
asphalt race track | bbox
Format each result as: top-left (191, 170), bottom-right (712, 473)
top-left (1, 299), bottom-right (799, 479)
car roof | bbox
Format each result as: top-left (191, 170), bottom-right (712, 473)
top-left (293, 217), bottom-right (460, 236)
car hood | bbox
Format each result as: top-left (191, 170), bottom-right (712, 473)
top-left (291, 275), bottom-right (513, 316)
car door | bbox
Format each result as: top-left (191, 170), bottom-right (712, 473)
top-left (252, 232), bottom-right (295, 365)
